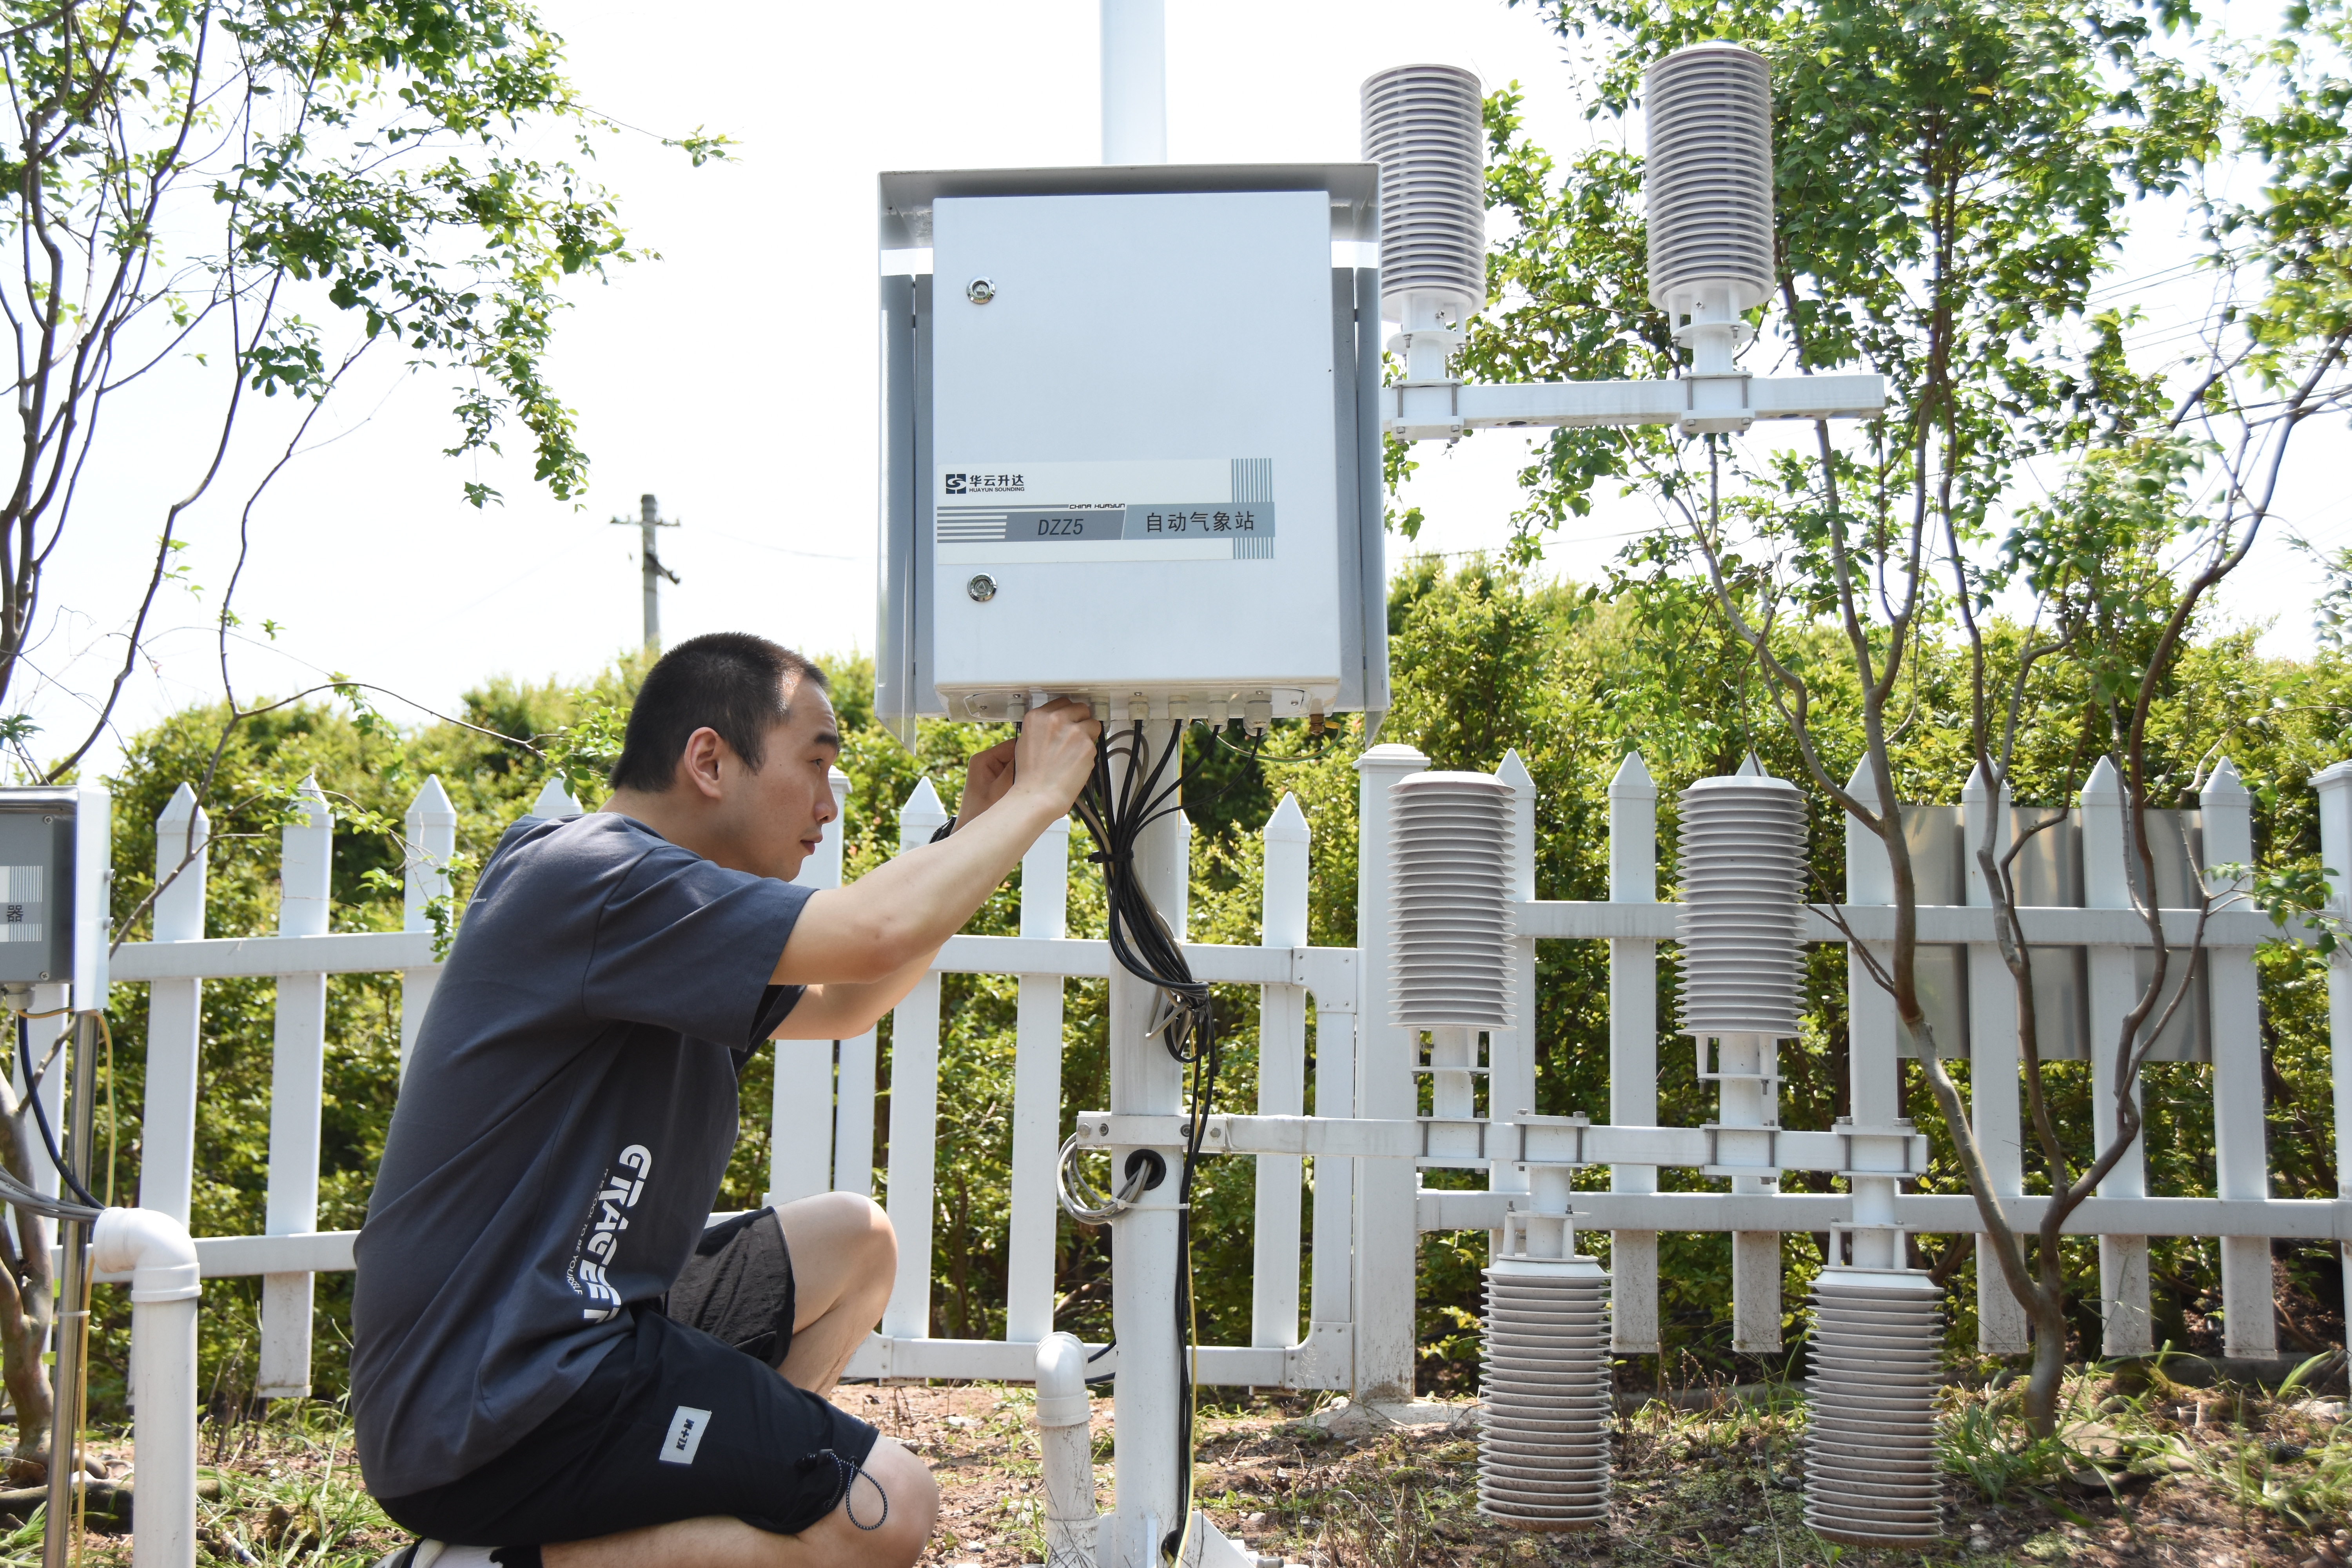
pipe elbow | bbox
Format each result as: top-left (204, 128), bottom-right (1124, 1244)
top-left (1034, 1330), bottom-right (1091, 1430)
top-left (92, 1207), bottom-right (201, 1303)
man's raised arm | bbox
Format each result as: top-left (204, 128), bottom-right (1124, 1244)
top-left (771, 699), bottom-right (1098, 1034)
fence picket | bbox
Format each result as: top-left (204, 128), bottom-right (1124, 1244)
top-left (881, 778), bottom-right (948, 1340)
top-left (1005, 815), bottom-right (1072, 1343)
top-left (2081, 757), bottom-right (2156, 1354)
top-left (260, 775), bottom-right (331, 1397)
top-left (1607, 753), bottom-right (1661, 1353)
top-left (2313, 762), bottom-right (2352, 1319)
top-left (141, 784), bottom-right (209, 1222)
top-left (2204, 757), bottom-right (2275, 1357)
top-left (1252, 793), bottom-right (1309, 1350)
top-left (767, 768), bottom-right (852, 1210)
top-left (398, 777), bottom-right (456, 1082)
top-left (834, 1030), bottom-right (877, 1199)
top-left (1962, 764), bottom-right (2030, 1352)
top-left (532, 776), bottom-right (584, 818)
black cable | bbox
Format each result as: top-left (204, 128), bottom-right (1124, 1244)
top-left (19, 1015), bottom-right (99, 1211)
top-left (1071, 717), bottom-right (1263, 1561)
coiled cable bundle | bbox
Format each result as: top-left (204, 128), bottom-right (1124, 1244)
top-left (1066, 715), bottom-right (1263, 1565)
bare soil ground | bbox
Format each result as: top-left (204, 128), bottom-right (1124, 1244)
top-left (8, 1376), bottom-right (2349, 1565)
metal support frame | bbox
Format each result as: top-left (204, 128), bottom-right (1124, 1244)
top-left (1383, 372), bottom-right (1885, 443)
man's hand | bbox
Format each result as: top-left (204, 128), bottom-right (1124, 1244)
top-left (775, 697), bottom-right (1102, 1003)
top-left (959, 737), bottom-right (1017, 828)
top-left (956, 699), bottom-right (1099, 830)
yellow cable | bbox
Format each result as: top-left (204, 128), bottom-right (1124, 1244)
top-left (65, 1207), bottom-right (93, 1568)
top-left (68, 1007), bottom-right (112, 1566)
top-left (96, 1013), bottom-right (113, 1210)
top-left (1171, 1225), bottom-right (1201, 1568)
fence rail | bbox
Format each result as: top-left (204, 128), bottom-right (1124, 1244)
top-left (78, 745), bottom-right (2352, 1406)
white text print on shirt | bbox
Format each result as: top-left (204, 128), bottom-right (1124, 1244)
top-left (565, 1143), bottom-right (653, 1322)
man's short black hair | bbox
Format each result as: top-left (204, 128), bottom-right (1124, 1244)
top-left (608, 632), bottom-right (829, 793)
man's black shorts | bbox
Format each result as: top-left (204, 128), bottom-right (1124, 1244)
top-left (374, 1210), bottom-right (882, 1546)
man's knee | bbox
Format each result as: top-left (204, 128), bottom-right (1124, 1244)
top-left (782, 1192), bottom-right (893, 1259)
top-left (838, 1437), bottom-right (936, 1567)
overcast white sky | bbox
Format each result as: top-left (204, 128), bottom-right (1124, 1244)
top-left (14, 0), bottom-right (2336, 786)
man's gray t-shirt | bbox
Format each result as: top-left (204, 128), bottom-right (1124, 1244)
top-left (350, 811), bottom-right (811, 1497)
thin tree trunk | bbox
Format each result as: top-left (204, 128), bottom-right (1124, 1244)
top-left (0, 1093), bottom-right (52, 1465)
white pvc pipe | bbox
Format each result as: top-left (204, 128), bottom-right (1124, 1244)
top-left (1100, 0), bottom-right (1166, 164)
top-left (1034, 1332), bottom-right (1098, 1564)
top-left (93, 1208), bottom-right (199, 1568)
top-left (1109, 725), bottom-right (1185, 1568)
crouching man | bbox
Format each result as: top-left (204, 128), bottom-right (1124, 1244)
top-left (352, 632), bottom-right (1099, 1568)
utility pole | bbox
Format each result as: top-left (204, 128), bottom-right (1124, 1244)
top-left (609, 493), bottom-right (680, 650)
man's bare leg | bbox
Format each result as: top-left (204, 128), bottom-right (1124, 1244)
top-left (541, 1436), bottom-right (938, 1568)
top-left (517, 1196), bottom-right (919, 1568)
top-left (773, 1192), bottom-right (895, 1396)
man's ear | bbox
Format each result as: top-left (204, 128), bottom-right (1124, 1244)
top-left (678, 726), bottom-right (728, 800)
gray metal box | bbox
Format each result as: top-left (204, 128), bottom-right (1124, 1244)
top-left (0, 789), bottom-right (78, 985)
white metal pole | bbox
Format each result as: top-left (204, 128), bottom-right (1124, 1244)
top-left (1717, 758), bottom-right (1791, 1352)
top-left (398, 776), bottom-right (456, 1082)
top-left (1006, 813), bottom-right (1072, 1343)
top-left (770, 768), bottom-right (852, 1210)
top-left (259, 775), bottom-right (331, 1397)
top-left (1960, 762), bottom-right (2028, 1352)
top-left (140, 784), bottom-right (209, 1221)
top-left (2203, 757), bottom-right (2274, 1358)
top-left (2314, 759), bottom-right (2352, 1325)
top-left (1492, 752), bottom-right (1537, 1264)
top-left (1353, 743), bottom-right (1427, 1399)
top-left (2079, 756), bottom-right (2153, 1355)
top-left (881, 779), bottom-right (948, 1342)
top-left (1607, 753), bottom-right (1661, 1354)
top-left (1252, 793), bottom-right (1309, 1350)
top-left (1109, 719), bottom-right (1188, 1568)
top-left (1840, 759), bottom-right (1907, 1281)
top-left (1099, 0), bottom-right (1167, 164)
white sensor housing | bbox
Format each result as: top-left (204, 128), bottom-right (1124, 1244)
top-left (1644, 43), bottom-right (1775, 367)
top-left (1361, 65), bottom-right (1485, 336)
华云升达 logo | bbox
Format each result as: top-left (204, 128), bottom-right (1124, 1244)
top-left (944, 472), bottom-right (1024, 497)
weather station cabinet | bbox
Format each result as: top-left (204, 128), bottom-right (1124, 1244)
top-left (0, 789), bottom-right (81, 986)
top-left (873, 164), bottom-right (1389, 740)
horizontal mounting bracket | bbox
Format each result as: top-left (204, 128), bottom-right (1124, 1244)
top-left (1384, 372), bottom-right (1886, 442)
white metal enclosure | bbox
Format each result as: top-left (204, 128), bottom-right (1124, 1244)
top-left (872, 164), bottom-right (1390, 741)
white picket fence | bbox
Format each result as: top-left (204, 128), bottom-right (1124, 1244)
top-left (88, 746), bottom-right (2352, 1408)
